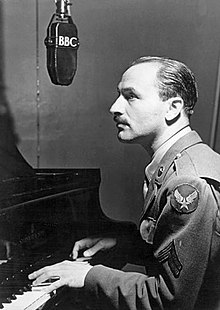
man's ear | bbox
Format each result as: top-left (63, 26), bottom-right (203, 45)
top-left (165, 97), bottom-right (184, 122)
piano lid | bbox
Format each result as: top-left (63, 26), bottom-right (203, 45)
top-left (0, 168), bottom-right (101, 212)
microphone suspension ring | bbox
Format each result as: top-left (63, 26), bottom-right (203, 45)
top-left (55, 0), bottom-right (72, 19)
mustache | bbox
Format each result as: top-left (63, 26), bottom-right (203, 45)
top-left (113, 115), bottom-right (129, 125)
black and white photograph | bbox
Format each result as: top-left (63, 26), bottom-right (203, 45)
top-left (0, 1), bottom-right (220, 309)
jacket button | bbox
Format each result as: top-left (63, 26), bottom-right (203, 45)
top-left (175, 153), bottom-right (182, 159)
top-left (158, 166), bottom-right (164, 177)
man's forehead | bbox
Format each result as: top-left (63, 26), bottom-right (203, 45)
top-left (118, 62), bottom-right (159, 89)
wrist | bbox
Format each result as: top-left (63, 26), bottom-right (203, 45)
top-left (81, 264), bottom-right (93, 287)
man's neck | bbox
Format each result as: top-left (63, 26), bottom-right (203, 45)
top-left (155, 124), bottom-right (191, 152)
top-left (143, 120), bottom-right (191, 156)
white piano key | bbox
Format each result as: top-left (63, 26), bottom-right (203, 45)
top-left (2, 286), bottom-right (52, 310)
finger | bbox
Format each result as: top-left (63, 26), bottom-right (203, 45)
top-left (75, 256), bottom-right (92, 262)
top-left (29, 261), bottom-right (65, 283)
top-left (29, 260), bottom-right (72, 281)
top-left (83, 240), bottom-right (106, 257)
top-left (84, 238), bottom-right (117, 256)
top-left (28, 267), bottom-right (47, 280)
top-left (72, 242), bottom-right (82, 259)
top-left (44, 279), bottom-right (65, 294)
top-left (32, 270), bottom-right (60, 286)
top-left (72, 238), bottom-right (100, 259)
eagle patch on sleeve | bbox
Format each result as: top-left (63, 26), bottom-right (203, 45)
top-left (170, 183), bottom-right (199, 214)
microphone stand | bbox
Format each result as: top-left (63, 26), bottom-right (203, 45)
top-left (210, 56), bottom-right (220, 150)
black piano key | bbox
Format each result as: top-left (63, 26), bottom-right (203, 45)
top-left (0, 288), bottom-right (14, 303)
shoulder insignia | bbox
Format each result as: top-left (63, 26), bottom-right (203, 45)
top-left (170, 183), bottom-right (199, 214)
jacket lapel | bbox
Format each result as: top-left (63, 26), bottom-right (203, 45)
top-left (139, 131), bottom-right (202, 244)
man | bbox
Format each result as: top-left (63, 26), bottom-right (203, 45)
top-left (29, 56), bottom-right (220, 309)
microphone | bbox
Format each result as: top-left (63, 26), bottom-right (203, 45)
top-left (44, 0), bottom-right (79, 86)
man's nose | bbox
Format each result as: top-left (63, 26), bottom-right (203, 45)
top-left (109, 96), bottom-right (124, 115)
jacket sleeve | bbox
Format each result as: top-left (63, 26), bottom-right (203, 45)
top-left (84, 175), bottom-right (218, 310)
top-left (151, 175), bottom-right (218, 309)
top-left (84, 265), bottom-right (170, 310)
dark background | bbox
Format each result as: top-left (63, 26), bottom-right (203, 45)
top-left (1, 0), bottom-right (220, 224)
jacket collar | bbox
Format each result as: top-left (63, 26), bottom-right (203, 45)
top-left (145, 126), bottom-right (192, 182)
top-left (151, 130), bottom-right (202, 185)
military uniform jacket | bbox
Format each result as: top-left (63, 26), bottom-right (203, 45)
top-left (84, 131), bottom-right (220, 310)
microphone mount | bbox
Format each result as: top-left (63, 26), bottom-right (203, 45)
top-left (55, 0), bottom-right (72, 19)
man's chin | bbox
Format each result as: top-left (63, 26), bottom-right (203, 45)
top-left (117, 133), bottom-right (135, 144)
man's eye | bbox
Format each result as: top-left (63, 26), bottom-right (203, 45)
top-left (125, 93), bottom-right (136, 100)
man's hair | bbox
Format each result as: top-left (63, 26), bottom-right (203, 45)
top-left (130, 56), bottom-right (198, 116)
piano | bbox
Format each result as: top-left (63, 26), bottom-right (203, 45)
top-left (0, 168), bottom-right (136, 309)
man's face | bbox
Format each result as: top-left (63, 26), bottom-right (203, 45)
top-left (110, 63), bottom-right (168, 146)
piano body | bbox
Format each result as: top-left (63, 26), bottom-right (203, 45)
top-left (0, 168), bottom-right (136, 310)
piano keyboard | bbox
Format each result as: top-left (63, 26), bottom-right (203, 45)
top-left (0, 258), bottom-right (57, 310)
top-left (0, 253), bottom-right (68, 310)
top-left (1, 285), bottom-right (52, 310)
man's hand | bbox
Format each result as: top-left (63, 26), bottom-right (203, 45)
top-left (72, 237), bottom-right (117, 259)
top-left (28, 260), bottom-right (93, 294)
